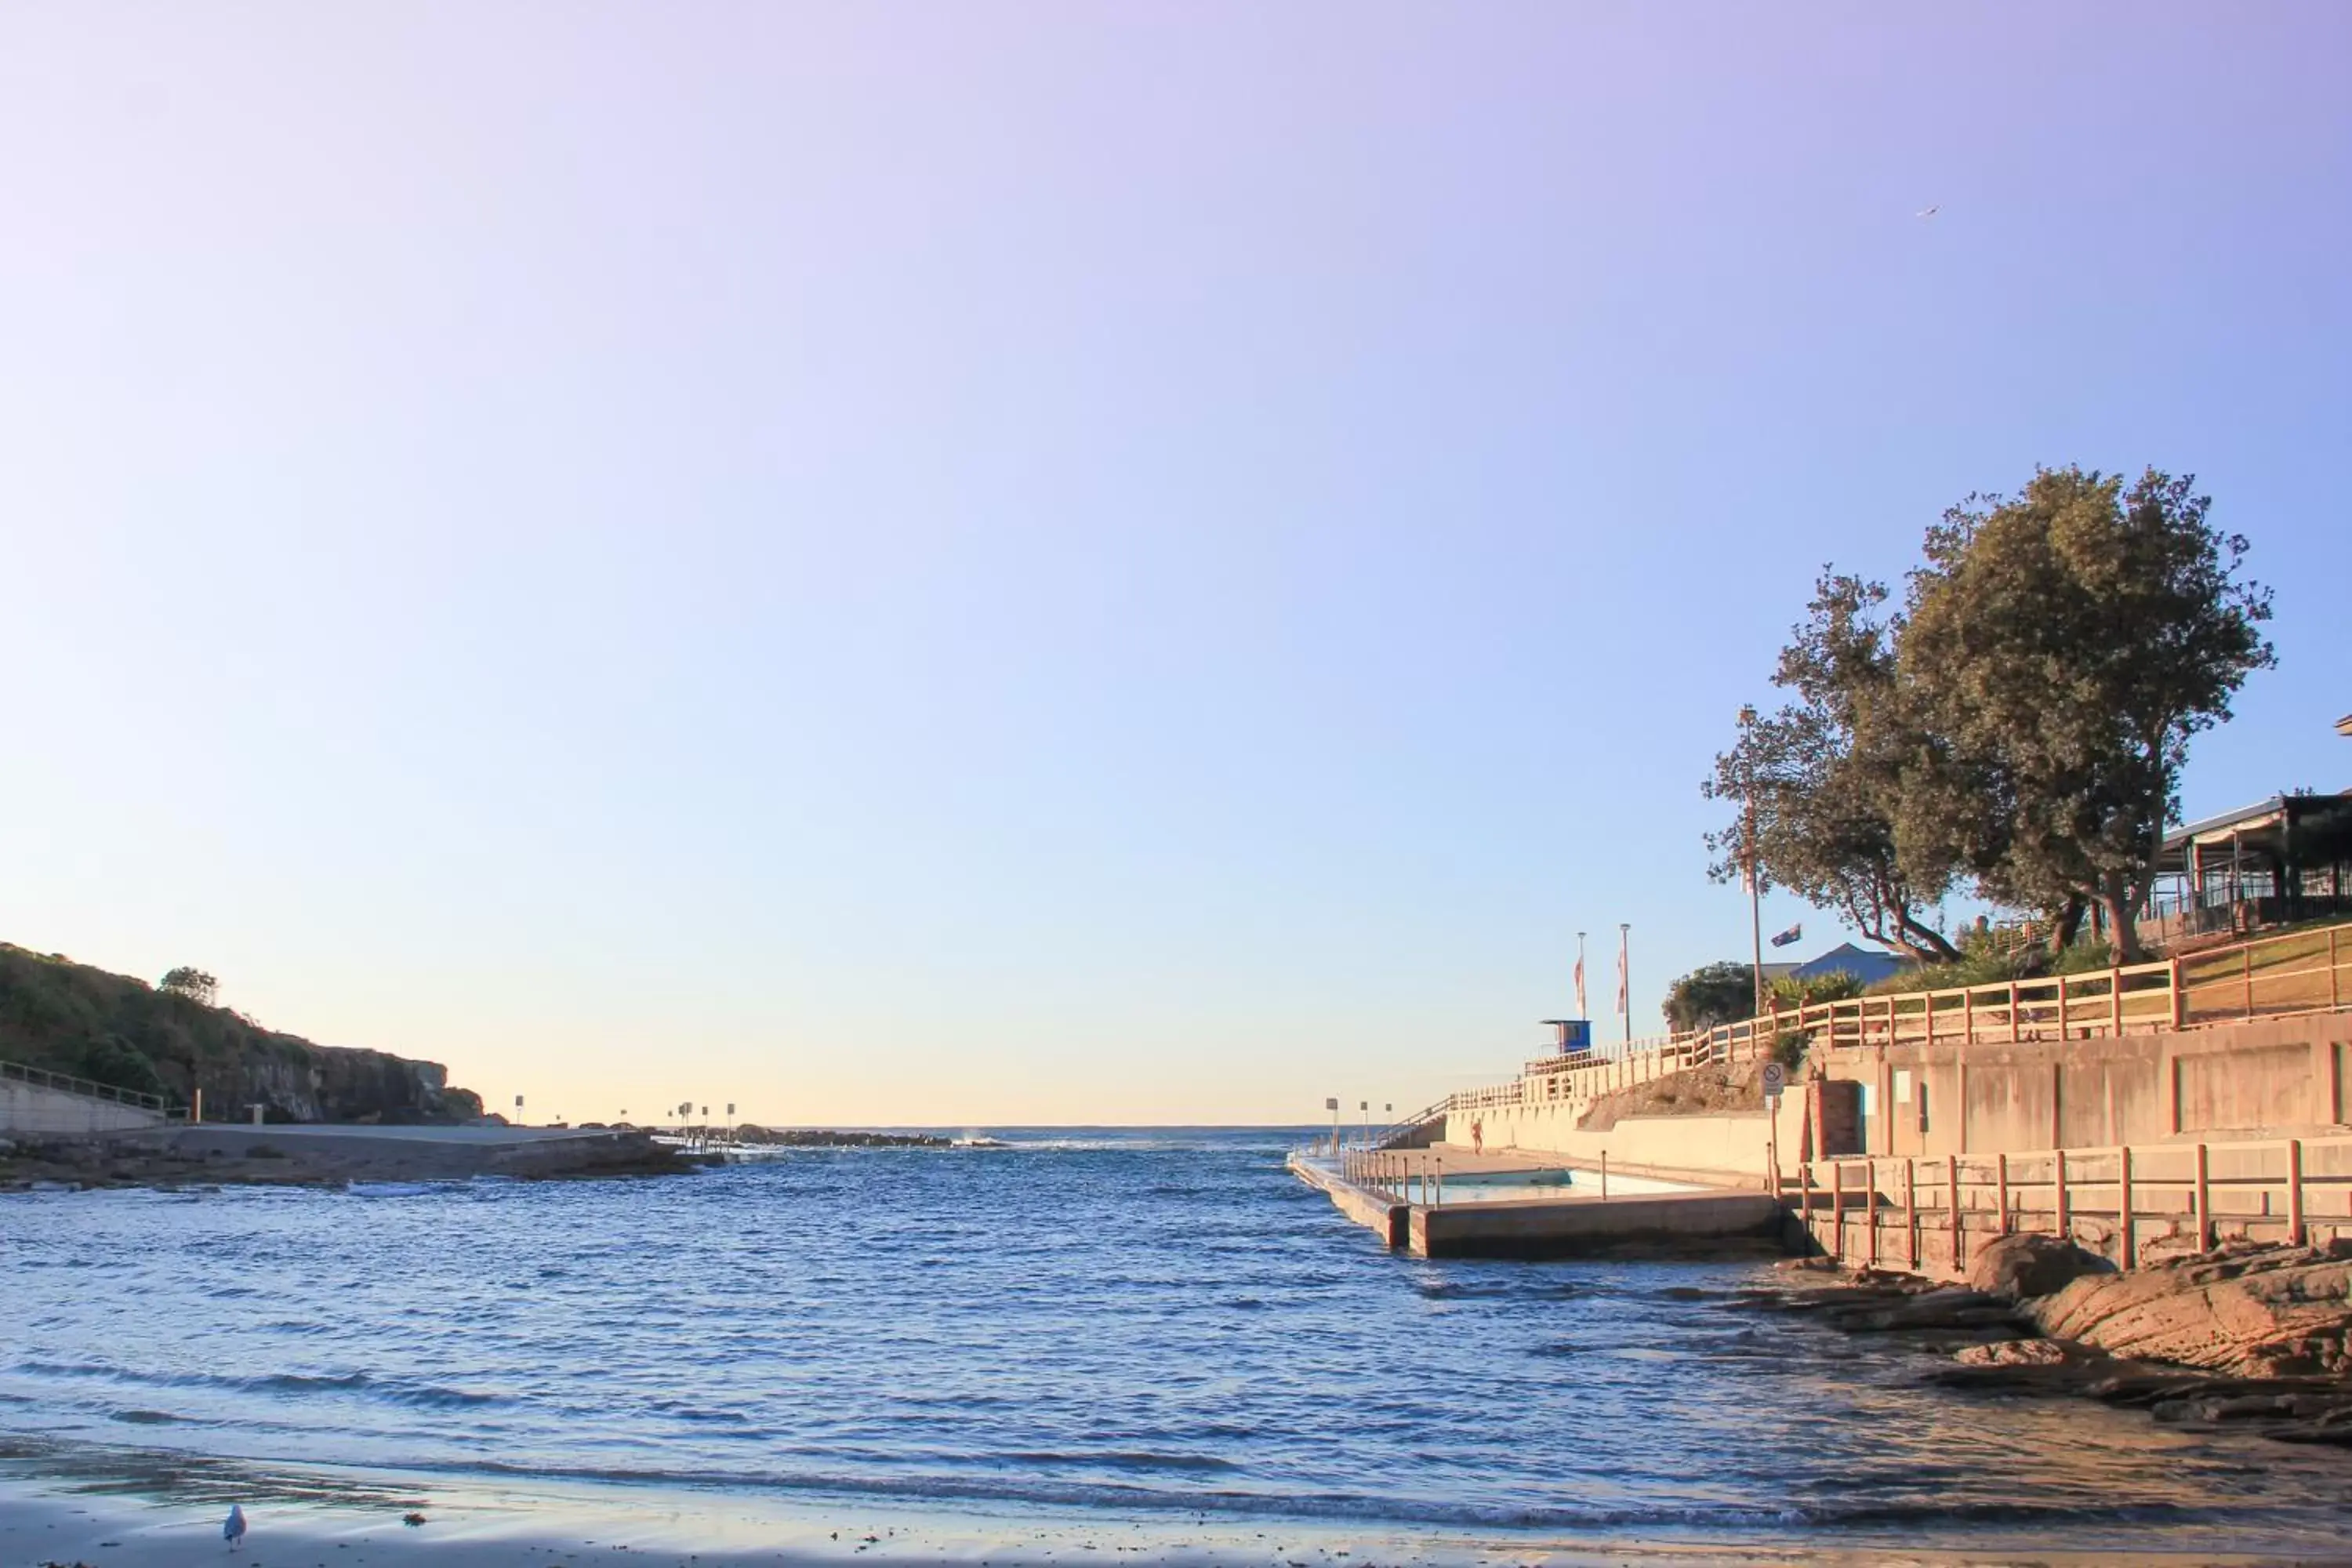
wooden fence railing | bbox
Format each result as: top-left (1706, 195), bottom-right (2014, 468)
top-left (1443, 920), bottom-right (2352, 1120)
top-left (1786, 1134), bottom-right (2352, 1279)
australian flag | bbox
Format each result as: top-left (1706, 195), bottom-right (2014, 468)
top-left (1769, 922), bottom-right (1803, 948)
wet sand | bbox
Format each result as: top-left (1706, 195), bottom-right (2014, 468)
top-left (3, 1469), bottom-right (2343, 1568)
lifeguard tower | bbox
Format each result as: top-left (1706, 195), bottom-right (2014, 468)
top-left (1541, 1018), bottom-right (1593, 1058)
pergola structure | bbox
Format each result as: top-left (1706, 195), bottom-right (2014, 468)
top-left (2143, 789), bottom-right (2352, 942)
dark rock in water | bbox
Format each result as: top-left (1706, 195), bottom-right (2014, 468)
top-left (746, 1129), bottom-right (953, 1149)
top-left (1818, 1287), bottom-right (2025, 1335)
top-left (1954, 1338), bottom-right (2078, 1368)
top-left (1967, 1232), bottom-right (2112, 1301)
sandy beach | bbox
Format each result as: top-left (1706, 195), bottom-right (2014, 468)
top-left (10, 1468), bottom-right (2345, 1568)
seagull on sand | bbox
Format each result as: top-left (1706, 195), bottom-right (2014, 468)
top-left (223, 1503), bottom-right (247, 1551)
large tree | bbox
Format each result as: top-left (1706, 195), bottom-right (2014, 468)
top-left (1895, 467), bottom-right (2274, 960)
top-left (1662, 961), bottom-right (1759, 1033)
top-left (1704, 573), bottom-right (1964, 962)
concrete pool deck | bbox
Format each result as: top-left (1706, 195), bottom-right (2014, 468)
top-left (1290, 1145), bottom-right (1790, 1259)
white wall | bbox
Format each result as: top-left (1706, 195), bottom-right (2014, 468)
top-left (0, 1078), bottom-right (165, 1137)
top-left (1449, 1091), bottom-right (1807, 1181)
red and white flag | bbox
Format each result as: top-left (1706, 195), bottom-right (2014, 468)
top-left (1573, 951), bottom-right (1587, 1018)
top-left (1615, 934), bottom-right (1629, 1016)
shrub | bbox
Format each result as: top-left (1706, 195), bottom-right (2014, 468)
top-left (1769, 969), bottom-right (1865, 1009)
top-left (1771, 1030), bottom-right (1812, 1073)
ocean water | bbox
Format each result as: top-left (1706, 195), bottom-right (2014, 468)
top-left (4, 1127), bottom-right (2350, 1553)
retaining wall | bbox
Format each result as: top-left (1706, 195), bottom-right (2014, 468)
top-left (0, 1079), bottom-right (164, 1137)
top-left (1813, 1011), bottom-right (2352, 1160)
top-left (1447, 1090), bottom-right (1806, 1181)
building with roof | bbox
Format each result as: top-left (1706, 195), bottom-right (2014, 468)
top-left (1786, 941), bottom-right (1913, 989)
top-left (2144, 789), bottom-right (2352, 942)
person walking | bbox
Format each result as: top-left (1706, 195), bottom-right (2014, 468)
top-left (1471, 1118), bottom-right (1484, 1156)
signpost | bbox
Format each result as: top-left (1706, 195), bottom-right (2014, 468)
top-left (1326, 1097), bottom-right (1340, 1156)
top-left (1761, 1062), bottom-right (1787, 1196)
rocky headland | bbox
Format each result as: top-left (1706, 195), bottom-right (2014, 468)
top-left (0, 943), bottom-right (482, 1123)
top-left (1734, 1232), bottom-right (2352, 1447)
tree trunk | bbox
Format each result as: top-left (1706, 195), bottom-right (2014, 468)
top-left (1895, 912), bottom-right (1965, 963)
top-left (2100, 869), bottom-right (2144, 963)
top-left (2049, 895), bottom-right (2088, 960)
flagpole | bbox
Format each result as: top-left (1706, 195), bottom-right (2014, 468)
top-left (1575, 931), bottom-right (1587, 1020)
top-left (1618, 923), bottom-right (1631, 1046)
top-left (1741, 703), bottom-right (1764, 1018)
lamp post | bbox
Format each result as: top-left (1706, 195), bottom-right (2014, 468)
top-left (1740, 703), bottom-right (1765, 1018)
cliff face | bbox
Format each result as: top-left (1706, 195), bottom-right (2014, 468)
top-left (0, 944), bottom-right (482, 1124)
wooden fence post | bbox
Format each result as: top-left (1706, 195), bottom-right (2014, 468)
top-left (2243, 944), bottom-right (2255, 1020)
top-left (2332, 927), bottom-right (2342, 1011)
top-left (1948, 1154), bottom-right (1963, 1272)
top-left (1905, 1156), bottom-right (1918, 1270)
top-left (2009, 982), bottom-right (2021, 1044)
top-left (2288, 1138), bottom-right (2306, 1247)
top-left (2109, 967), bottom-right (2123, 1035)
top-left (2119, 1144), bottom-right (2136, 1270)
top-left (1867, 1159), bottom-right (1880, 1268)
top-left (2054, 1149), bottom-right (2070, 1245)
top-left (1832, 1160), bottom-right (1846, 1261)
top-left (2170, 957), bottom-right (2186, 1029)
top-left (1996, 1151), bottom-right (2011, 1236)
top-left (2194, 1142), bottom-right (2212, 1251)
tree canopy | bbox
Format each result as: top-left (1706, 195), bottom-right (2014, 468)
top-left (158, 966), bottom-right (219, 1006)
top-left (1896, 469), bottom-right (2273, 960)
top-left (1708, 466), bottom-right (2272, 964)
top-left (1662, 961), bottom-right (1758, 1033)
top-left (1702, 574), bottom-right (1962, 961)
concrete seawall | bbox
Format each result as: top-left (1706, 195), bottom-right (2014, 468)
top-left (1, 1078), bottom-right (164, 1137)
top-left (1289, 1150), bottom-right (1791, 1260)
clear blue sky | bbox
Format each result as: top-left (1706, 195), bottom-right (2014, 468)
top-left (2, 4), bottom-right (2345, 1123)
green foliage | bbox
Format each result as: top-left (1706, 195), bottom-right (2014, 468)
top-left (1712, 466), bottom-right (2274, 968)
top-left (1862, 927), bottom-right (2125, 995)
top-left (1703, 575), bottom-right (1963, 962)
top-left (75, 1033), bottom-right (167, 1097)
top-left (0, 942), bottom-right (478, 1120)
top-left (1896, 468), bottom-right (2274, 960)
top-left (1663, 960), bottom-right (1759, 1031)
top-left (158, 967), bottom-right (220, 1006)
top-left (1769, 969), bottom-right (1867, 1007)
top-left (1770, 1030), bottom-right (1811, 1073)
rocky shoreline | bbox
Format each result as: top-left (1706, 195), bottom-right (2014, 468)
top-left (0, 1127), bottom-right (696, 1190)
top-left (1733, 1232), bottom-right (2352, 1448)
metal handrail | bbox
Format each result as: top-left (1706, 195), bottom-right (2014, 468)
top-left (0, 1058), bottom-right (171, 1113)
